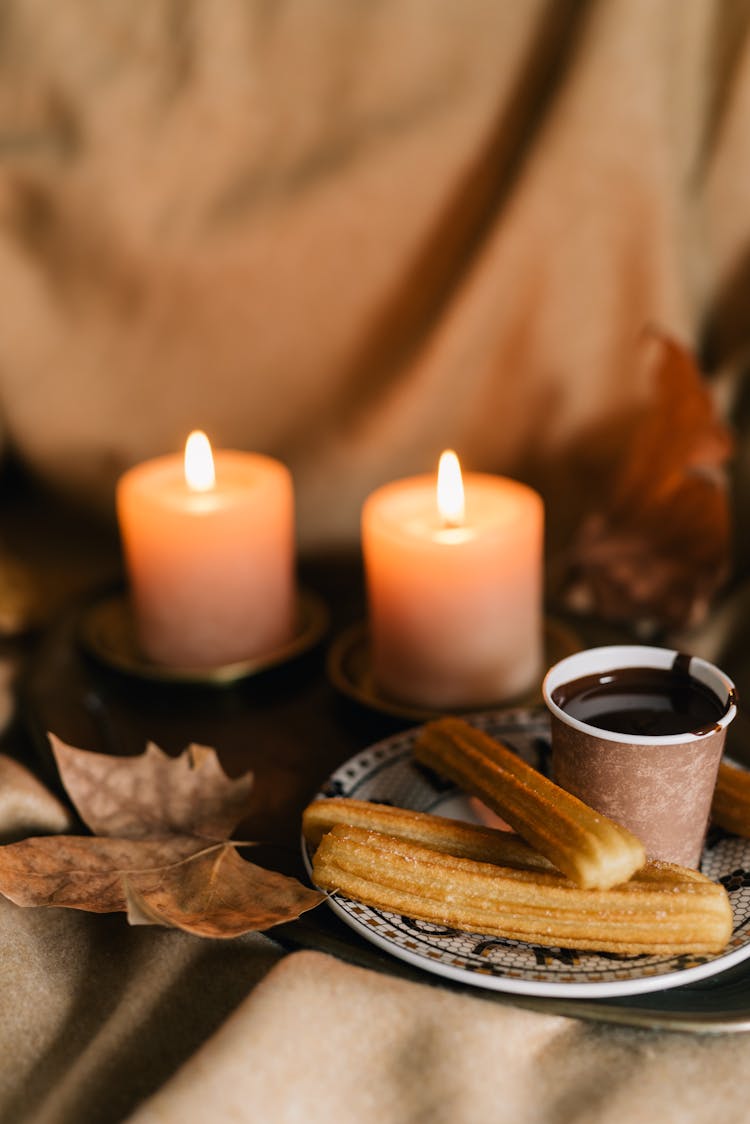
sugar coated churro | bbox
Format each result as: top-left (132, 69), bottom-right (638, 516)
top-left (312, 824), bottom-right (732, 955)
top-left (303, 797), bottom-right (553, 872)
top-left (413, 716), bottom-right (646, 890)
top-left (304, 797), bottom-right (708, 886)
top-left (712, 760), bottom-right (750, 837)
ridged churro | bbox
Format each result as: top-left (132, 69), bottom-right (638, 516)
top-left (712, 760), bottom-right (750, 837)
top-left (303, 797), bottom-right (553, 872)
top-left (304, 797), bottom-right (708, 886)
top-left (413, 717), bottom-right (646, 890)
top-left (313, 824), bottom-right (732, 955)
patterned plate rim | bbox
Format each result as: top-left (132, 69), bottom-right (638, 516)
top-left (302, 708), bottom-right (750, 999)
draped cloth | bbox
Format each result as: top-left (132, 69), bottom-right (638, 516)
top-left (2, 0), bottom-right (750, 561)
top-left (129, 949), bottom-right (750, 1124)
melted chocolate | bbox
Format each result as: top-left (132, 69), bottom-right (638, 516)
top-left (551, 663), bottom-right (727, 737)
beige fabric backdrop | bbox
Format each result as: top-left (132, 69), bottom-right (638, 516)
top-left (2, 0), bottom-right (749, 559)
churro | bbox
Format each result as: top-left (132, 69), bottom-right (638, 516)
top-left (712, 760), bottom-right (750, 837)
top-left (303, 797), bottom-right (553, 871)
top-left (414, 717), bottom-right (645, 889)
top-left (313, 824), bottom-right (732, 955)
top-left (304, 797), bottom-right (708, 885)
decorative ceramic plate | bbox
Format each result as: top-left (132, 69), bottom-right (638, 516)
top-left (303, 708), bottom-right (750, 999)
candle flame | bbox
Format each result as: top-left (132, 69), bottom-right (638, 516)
top-left (184, 430), bottom-right (216, 492)
top-left (437, 449), bottom-right (464, 527)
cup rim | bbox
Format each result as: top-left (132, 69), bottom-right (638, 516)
top-left (541, 644), bottom-right (737, 745)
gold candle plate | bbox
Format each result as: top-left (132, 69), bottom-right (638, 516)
top-left (79, 588), bottom-right (328, 686)
top-left (326, 617), bottom-right (581, 722)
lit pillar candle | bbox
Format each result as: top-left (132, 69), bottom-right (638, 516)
top-left (117, 432), bottom-right (295, 667)
top-left (362, 452), bottom-right (544, 709)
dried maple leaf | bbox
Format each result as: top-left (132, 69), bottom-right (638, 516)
top-left (48, 735), bottom-right (253, 841)
top-left (0, 738), bottom-right (324, 937)
top-left (556, 329), bottom-right (733, 631)
top-left (124, 844), bottom-right (323, 938)
top-left (0, 834), bottom-right (207, 912)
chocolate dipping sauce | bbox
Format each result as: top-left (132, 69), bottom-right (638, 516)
top-left (551, 665), bottom-right (727, 737)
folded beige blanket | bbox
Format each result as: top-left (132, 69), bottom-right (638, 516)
top-left (129, 949), bottom-right (750, 1124)
top-left (0, 886), bottom-right (283, 1124)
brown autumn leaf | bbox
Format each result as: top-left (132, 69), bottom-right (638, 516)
top-left (557, 329), bottom-right (733, 631)
top-left (0, 834), bottom-right (208, 912)
top-left (48, 734), bottom-right (253, 841)
top-left (0, 738), bottom-right (324, 937)
top-left (124, 844), bottom-right (323, 938)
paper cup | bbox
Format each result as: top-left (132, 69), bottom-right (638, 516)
top-left (542, 645), bottom-right (736, 868)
